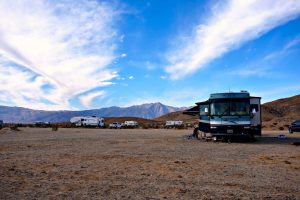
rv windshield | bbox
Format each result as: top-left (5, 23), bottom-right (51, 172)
top-left (211, 101), bottom-right (249, 116)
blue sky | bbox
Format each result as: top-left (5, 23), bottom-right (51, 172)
top-left (0, 0), bottom-right (300, 110)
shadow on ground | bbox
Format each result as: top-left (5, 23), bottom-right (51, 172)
top-left (181, 134), bottom-right (300, 145)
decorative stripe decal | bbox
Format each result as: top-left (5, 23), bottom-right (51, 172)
top-left (210, 120), bottom-right (250, 125)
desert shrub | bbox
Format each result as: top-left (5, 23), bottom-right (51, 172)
top-left (273, 122), bottom-right (278, 125)
top-left (10, 125), bottom-right (20, 131)
top-left (52, 125), bottom-right (58, 131)
top-left (142, 125), bottom-right (149, 129)
top-left (176, 124), bottom-right (185, 129)
top-left (279, 127), bottom-right (284, 130)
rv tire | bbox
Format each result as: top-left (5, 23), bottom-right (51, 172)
top-left (193, 127), bottom-right (199, 139)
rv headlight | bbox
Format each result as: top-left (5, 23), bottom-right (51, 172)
top-left (244, 126), bottom-right (250, 129)
top-left (211, 126), bottom-right (217, 129)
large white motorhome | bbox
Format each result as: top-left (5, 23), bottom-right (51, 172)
top-left (184, 91), bottom-right (261, 140)
top-left (70, 116), bottom-right (105, 127)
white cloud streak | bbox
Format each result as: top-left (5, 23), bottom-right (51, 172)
top-left (79, 91), bottom-right (106, 108)
top-left (166, 0), bottom-right (300, 79)
top-left (0, 0), bottom-right (120, 110)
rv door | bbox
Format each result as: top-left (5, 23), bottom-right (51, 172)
top-left (250, 97), bottom-right (261, 135)
top-left (199, 104), bottom-right (210, 132)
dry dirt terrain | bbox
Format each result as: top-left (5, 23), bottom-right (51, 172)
top-left (0, 128), bottom-right (299, 200)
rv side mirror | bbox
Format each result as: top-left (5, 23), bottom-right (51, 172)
top-left (204, 107), bottom-right (209, 114)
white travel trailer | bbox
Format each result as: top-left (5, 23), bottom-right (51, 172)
top-left (70, 116), bottom-right (105, 127)
top-left (124, 121), bottom-right (139, 127)
top-left (165, 120), bottom-right (183, 126)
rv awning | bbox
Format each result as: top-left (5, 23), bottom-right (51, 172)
top-left (182, 105), bottom-right (199, 116)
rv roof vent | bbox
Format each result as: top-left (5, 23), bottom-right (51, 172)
top-left (241, 90), bottom-right (248, 93)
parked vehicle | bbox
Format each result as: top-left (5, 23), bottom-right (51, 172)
top-left (289, 120), bottom-right (300, 133)
top-left (124, 121), bottom-right (138, 128)
top-left (35, 121), bottom-right (50, 127)
top-left (109, 122), bottom-right (123, 129)
top-left (0, 120), bottom-right (3, 129)
top-left (165, 120), bottom-right (183, 127)
top-left (70, 116), bottom-right (105, 127)
top-left (184, 91), bottom-right (261, 140)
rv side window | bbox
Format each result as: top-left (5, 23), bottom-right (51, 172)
top-left (250, 104), bottom-right (259, 113)
top-left (199, 105), bottom-right (209, 115)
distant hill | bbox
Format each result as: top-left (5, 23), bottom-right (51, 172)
top-left (1, 95), bottom-right (299, 129)
top-left (155, 111), bottom-right (198, 124)
top-left (0, 103), bottom-right (184, 123)
top-left (261, 94), bottom-right (300, 130)
top-left (155, 94), bottom-right (300, 130)
top-left (104, 117), bottom-right (158, 125)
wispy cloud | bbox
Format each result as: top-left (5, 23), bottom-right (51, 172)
top-left (128, 76), bottom-right (134, 80)
top-left (166, 0), bottom-right (300, 79)
top-left (79, 91), bottom-right (106, 108)
top-left (0, 0), bottom-right (120, 110)
top-left (252, 84), bottom-right (300, 103)
top-left (264, 35), bottom-right (300, 60)
top-left (120, 53), bottom-right (127, 58)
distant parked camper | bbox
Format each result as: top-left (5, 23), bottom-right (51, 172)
top-left (165, 120), bottom-right (183, 127)
top-left (35, 121), bottom-right (50, 127)
top-left (70, 116), bottom-right (105, 127)
top-left (0, 120), bottom-right (3, 129)
top-left (124, 121), bottom-right (139, 128)
top-left (109, 122), bottom-right (123, 129)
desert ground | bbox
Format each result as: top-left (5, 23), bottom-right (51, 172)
top-left (0, 128), bottom-right (299, 199)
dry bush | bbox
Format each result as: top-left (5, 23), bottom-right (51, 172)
top-left (10, 125), bottom-right (20, 131)
top-left (52, 125), bottom-right (58, 131)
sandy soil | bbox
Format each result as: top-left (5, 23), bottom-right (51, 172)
top-left (0, 128), bottom-right (299, 200)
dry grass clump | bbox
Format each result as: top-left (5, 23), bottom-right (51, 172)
top-left (10, 125), bottom-right (20, 131)
top-left (52, 125), bottom-right (58, 131)
top-left (258, 155), bottom-right (273, 161)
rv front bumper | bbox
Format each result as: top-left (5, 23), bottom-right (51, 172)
top-left (210, 125), bottom-right (252, 135)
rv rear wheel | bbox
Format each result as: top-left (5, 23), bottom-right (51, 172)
top-left (193, 127), bottom-right (199, 139)
top-left (199, 132), bottom-right (206, 140)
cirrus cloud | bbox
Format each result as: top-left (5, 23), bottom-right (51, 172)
top-left (0, 0), bottom-right (120, 110)
top-left (166, 0), bottom-right (300, 79)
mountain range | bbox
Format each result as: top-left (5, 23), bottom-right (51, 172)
top-left (1, 94), bottom-right (299, 130)
top-left (0, 103), bottom-right (185, 123)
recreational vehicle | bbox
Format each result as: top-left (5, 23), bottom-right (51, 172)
top-left (165, 120), bottom-right (183, 126)
top-left (124, 121), bottom-right (139, 127)
top-left (109, 122), bottom-right (123, 129)
top-left (184, 91), bottom-right (261, 140)
top-left (0, 120), bottom-right (3, 129)
top-left (70, 116), bottom-right (105, 127)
